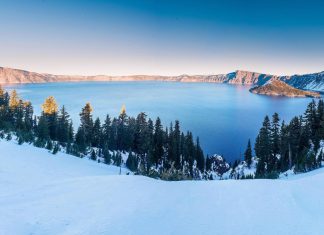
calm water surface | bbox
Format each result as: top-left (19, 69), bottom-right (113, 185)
top-left (6, 82), bottom-right (317, 162)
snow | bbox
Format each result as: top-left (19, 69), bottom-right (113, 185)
top-left (1, 140), bottom-right (324, 235)
top-left (231, 158), bottom-right (257, 179)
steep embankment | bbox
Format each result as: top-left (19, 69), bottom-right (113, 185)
top-left (1, 140), bottom-right (324, 235)
top-left (250, 80), bottom-right (321, 98)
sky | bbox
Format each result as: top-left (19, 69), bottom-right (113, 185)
top-left (0, 0), bottom-right (324, 76)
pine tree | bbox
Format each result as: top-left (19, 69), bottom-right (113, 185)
top-left (9, 90), bottom-right (19, 109)
top-left (42, 96), bottom-right (58, 115)
top-left (271, 113), bottom-right (280, 156)
top-left (102, 115), bottom-right (112, 149)
top-left (167, 122), bottom-right (174, 165)
top-left (288, 117), bottom-right (302, 171)
top-left (279, 121), bottom-right (289, 172)
top-left (303, 100), bottom-right (317, 145)
top-left (126, 152), bottom-right (138, 172)
top-left (14, 100), bottom-right (25, 130)
top-left (133, 112), bottom-right (148, 155)
top-left (57, 105), bottom-right (71, 143)
top-left (117, 106), bottom-right (128, 150)
top-left (195, 137), bottom-right (205, 171)
top-left (80, 103), bottom-right (93, 146)
top-left (23, 101), bottom-right (34, 132)
top-left (41, 96), bottom-right (59, 140)
top-left (36, 115), bottom-right (49, 143)
top-left (92, 118), bottom-right (102, 147)
top-left (68, 122), bottom-right (74, 143)
top-left (244, 139), bottom-right (252, 168)
top-left (152, 117), bottom-right (164, 166)
top-left (185, 131), bottom-right (195, 176)
top-left (103, 146), bottom-right (111, 164)
top-left (255, 116), bottom-right (271, 177)
top-left (173, 120), bottom-right (181, 169)
top-left (75, 127), bottom-right (87, 154)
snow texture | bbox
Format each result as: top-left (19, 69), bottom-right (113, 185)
top-left (1, 140), bottom-right (324, 235)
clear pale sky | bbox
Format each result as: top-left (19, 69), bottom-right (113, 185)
top-left (0, 0), bottom-right (324, 76)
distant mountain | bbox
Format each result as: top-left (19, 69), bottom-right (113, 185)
top-left (281, 71), bottom-right (324, 91)
top-left (250, 80), bottom-right (321, 98)
top-left (1, 66), bottom-right (324, 92)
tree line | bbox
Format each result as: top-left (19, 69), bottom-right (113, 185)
top-left (0, 87), bottom-right (205, 180)
top-left (243, 100), bottom-right (324, 178)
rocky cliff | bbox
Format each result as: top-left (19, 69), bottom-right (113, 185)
top-left (1, 66), bottom-right (324, 92)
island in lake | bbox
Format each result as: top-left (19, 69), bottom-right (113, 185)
top-left (250, 80), bottom-right (321, 98)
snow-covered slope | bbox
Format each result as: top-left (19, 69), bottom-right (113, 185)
top-left (1, 140), bottom-right (324, 235)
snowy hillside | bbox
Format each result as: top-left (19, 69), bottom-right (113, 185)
top-left (1, 140), bottom-right (324, 235)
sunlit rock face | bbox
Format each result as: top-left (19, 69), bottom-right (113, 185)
top-left (250, 79), bottom-right (321, 98)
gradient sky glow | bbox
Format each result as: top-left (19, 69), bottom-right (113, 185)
top-left (1, 0), bottom-right (324, 76)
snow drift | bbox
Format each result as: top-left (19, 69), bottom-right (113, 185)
top-left (1, 140), bottom-right (324, 235)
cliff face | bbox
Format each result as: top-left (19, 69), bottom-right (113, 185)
top-left (250, 80), bottom-right (321, 98)
top-left (0, 67), bottom-right (55, 83)
top-left (1, 66), bottom-right (324, 92)
top-left (0, 67), bottom-right (229, 84)
top-left (226, 70), bottom-right (277, 85)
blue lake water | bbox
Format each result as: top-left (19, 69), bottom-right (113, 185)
top-left (6, 82), bottom-right (317, 162)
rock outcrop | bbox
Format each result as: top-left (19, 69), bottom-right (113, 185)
top-left (250, 80), bottom-right (321, 98)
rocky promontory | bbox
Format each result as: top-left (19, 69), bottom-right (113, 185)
top-left (250, 80), bottom-right (321, 98)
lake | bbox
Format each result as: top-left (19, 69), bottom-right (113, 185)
top-left (6, 82), bottom-right (317, 163)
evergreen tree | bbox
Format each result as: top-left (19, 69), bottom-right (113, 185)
top-left (36, 115), bottom-right (49, 143)
top-left (117, 106), bottom-right (128, 150)
top-left (68, 121), bottom-right (74, 143)
top-left (75, 127), bottom-right (87, 154)
top-left (271, 113), bottom-right (280, 156)
top-left (279, 121), bottom-right (289, 172)
top-left (42, 96), bottom-right (58, 114)
top-left (41, 96), bottom-right (59, 140)
top-left (92, 118), bottom-right (102, 147)
top-left (103, 147), bottom-right (111, 164)
top-left (102, 115), bottom-right (112, 149)
top-left (133, 112), bottom-right (149, 155)
top-left (152, 117), bottom-right (164, 166)
top-left (80, 103), bottom-right (93, 146)
top-left (288, 117), bottom-right (302, 170)
top-left (173, 120), bottom-right (181, 169)
top-left (9, 90), bottom-right (20, 109)
top-left (57, 106), bottom-right (71, 143)
top-left (255, 116), bottom-right (271, 178)
top-left (23, 101), bottom-right (34, 132)
top-left (244, 139), bottom-right (252, 168)
top-left (126, 152), bottom-right (138, 172)
top-left (195, 137), bottom-right (205, 171)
